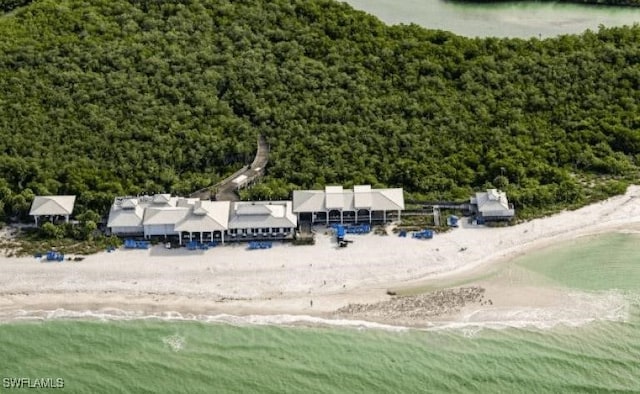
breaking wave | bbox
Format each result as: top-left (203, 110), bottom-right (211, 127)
top-left (0, 289), bottom-right (632, 334)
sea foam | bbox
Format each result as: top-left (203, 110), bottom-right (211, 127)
top-left (0, 290), bottom-right (632, 334)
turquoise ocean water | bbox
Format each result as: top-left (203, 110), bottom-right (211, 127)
top-left (1, 233), bottom-right (639, 393)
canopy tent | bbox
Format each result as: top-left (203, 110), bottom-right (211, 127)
top-left (29, 195), bottom-right (76, 225)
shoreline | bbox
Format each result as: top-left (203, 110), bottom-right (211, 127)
top-left (0, 280), bottom-right (633, 330)
top-left (0, 287), bottom-right (630, 332)
top-left (2, 186), bottom-right (640, 329)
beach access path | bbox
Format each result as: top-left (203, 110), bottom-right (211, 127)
top-left (190, 135), bottom-right (269, 201)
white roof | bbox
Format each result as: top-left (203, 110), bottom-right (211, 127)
top-left (229, 201), bottom-right (297, 229)
top-left (475, 189), bottom-right (509, 210)
top-left (292, 191), bottom-right (325, 213)
top-left (372, 188), bottom-right (405, 210)
top-left (107, 205), bottom-right (144, 228)
top-left (176, 198), bottom-right (193, 208)
top-left (152, 194), bottom-right (171, 204)
top-left (29, 196), bottom-right (76, 216)
top-left (473, 189), bottom-right (514, 217)
top-left (108, 195), bottom-right (233, 232)
top-left (354, 184), bottom-right (372, 209)
top-left (121, 198), bottom-right (138, 209)
top-left (143, 207), bottom-right (189, 226)
top-left (325, 186), bottom-right (344, 209)
top-left (174, 201), bottom-right (230, 233)
top-left (293, 185), bottom-right (404, 213)
top-left (108, 194), bottom-right (200, 229)
top-left (236, 204), bottom-right (273, 215)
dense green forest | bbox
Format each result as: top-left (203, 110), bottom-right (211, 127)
top-left (0, 0), bottom-right (32, 13)
top-left (0, 0), bottom-right (639, 222)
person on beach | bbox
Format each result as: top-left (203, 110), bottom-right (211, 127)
top-left (310, 300), bottom-right (313, 307)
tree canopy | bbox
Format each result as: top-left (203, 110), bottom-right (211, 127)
top-left (0, 0), bottom-right (639, 219)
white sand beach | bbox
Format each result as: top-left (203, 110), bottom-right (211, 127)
top-left (1, 186), bottom-right (640, 328)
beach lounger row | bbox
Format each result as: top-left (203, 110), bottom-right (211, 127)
top-left (186, 241), bottom-right (218, 250)
top-left (230, 233), bottom-right (284, 237)
top-left (124, 239), bottom-right (150, 249)
top-left (412, 229), bottom-right (434, 240)
top-left (330, 224), bottom-right (371, 234)
top-left (345, 224), bottom-right (370, 234)
top-left (38, 251), bottom-right (87, 262)
top-left (45, 251), bottom-right (64, 262)
top-left (248, 241), bottom-right (272, 250)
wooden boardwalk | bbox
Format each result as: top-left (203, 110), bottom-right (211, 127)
top-left (190, 135), bottom-right (269, 201)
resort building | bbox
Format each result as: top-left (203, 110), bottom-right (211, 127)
top-left (292, 185), bottom-right (405, 224)
top-left (108, 194), bottom-right (230, 242)
top-left (174, 200), bottom-right (230, 244)
top-left (107, 194), bottom-right (188, 236)
top-left (470, 189), bottom-right (515, 221)
top-left (107, 194), bottom-right (293, 244)
top-left (143, 205), bottom-right (190, 239)
top-left (106, 196), bottom-right (147, 235)
top-left (227, 201), bottom-right (297, 241)
top-left (29, 195), bottom-right (76, 225)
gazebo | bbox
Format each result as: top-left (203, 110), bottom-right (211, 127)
top-left (29, 195), bottom-right (76, 225)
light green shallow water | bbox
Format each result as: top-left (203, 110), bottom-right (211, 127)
top-left (1, 233), bottom-right (639, 393)
top-left (1, 317), bottom-right (639, 393)
top-left (514, 233), bottom-right (640, 291)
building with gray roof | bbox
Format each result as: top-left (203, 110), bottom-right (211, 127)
top-left (174, 200), bottom-right (230, 244)
top-left (227, 201), bottom-right (297, 241)
top-left (108, 194), bottom-right (204, 239)
top-left (470, 189), bottom-right (515, 221)
top-left (106, 198), bottom-right (145, 235)
top-left (107, 194), bottom-right (293, 244)
top-left (292, 185), bottom-right (404, 224)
